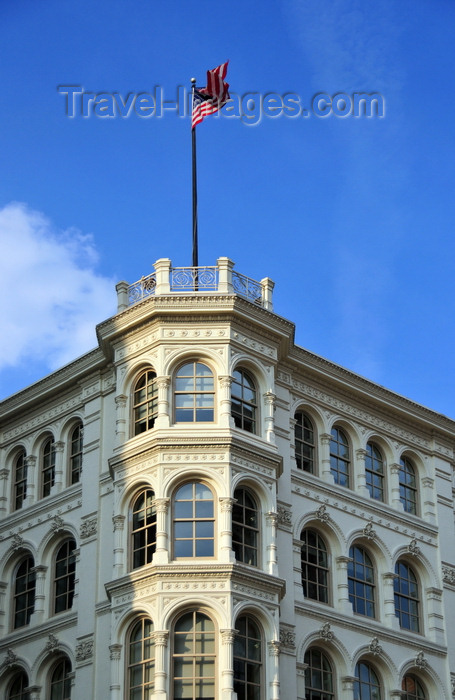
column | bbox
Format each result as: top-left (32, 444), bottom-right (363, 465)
top-left (293, 541), bottom-right (304, 599)
top-left (30, 565), bottom-right (47, 624)
top-left (116, 280), bottom-right (129, 311)
top-left (24, 455), bottom-right (37, 506)
top-left (72, 548), bottom-right (81, 608)
top-left (218, 376), bottom-right (233, 428)
top-left (264, 392), bottom-right (276, 444)
top-left (217, 257), bottom-right (234, 293)
top-left (112, 516), bottom-right (126, 578)
top-left (296, 662), bottom-right (308, 700)
top-left (156, 376), bottom-right (171, 429)
top-left (266, 511), bottom-right (278, 576)
top-left (382, 572), bottom-right (399, 629)
top-left (336, 556), bottom-right (353, 613)
top-left (109, 644), bottom-right (122, 700)
top-left (154, 631), bottom-right (169, 697)
top-left (53, 441), bottom-right (65, 493)
top-left (421, 477), bottom-right (436, 522)
top-left (390, 463), bottom-right (402, 510)
top-left (260, 277), bottom-right (275, 312)
top-left (153, 258), bottom-right (171, 295)
top-left (27, 687), bottom-right (41, 700)
top-left (0, 469), bottom-right (9, 516)
top-left (320, 433), bottom-right (333, 483)
top-left (219, 497), bottom-right (236, 563)
top-left (115, 395), bottom-right (128, 446)
top-left (355, 448), bottom-right (369, 497)
top-left (220, 629), bottom-right (236, 699)
top-left (268, 640), bottom-right (280, 700)
top-left (154, 498), bottom-right (170, 564)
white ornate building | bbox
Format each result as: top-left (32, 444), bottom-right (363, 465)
top-left (1, 256), bottom-right (455, 700)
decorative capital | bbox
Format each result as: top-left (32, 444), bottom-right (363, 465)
top-left (219, 497), bottom-right (236, 513)
top-left (319, 622), bottom-right (334, 642)
top-left (25, 455), bottom-right (37, 468)
top-left (218, 375), bottom-right (233, 389)
top-left (153, 631), bottom-right (169, 647)
top-left (263, 391), bottom-right (276, 406)
top-left (113, 515), bottom-right (126, 531)
top-left (356, 448), bottom-right (367, 460)
top-left (220, 629), bottom-right (237, 644)
top-left (408, 538), bottom-right (420, 556)
top-left (363, 521), bottom-right (377, 540)
top-left (320, 432), bottom-right (332, 446)
top-left (115, 394), bottom-right (128, 408)
top-left (157, 376), bottom-right (171, 390)
top-left (54, 441), bottom-right (65, 453)
top-left (268, 640), bottom-right (281, 657)
top-left (154, 497), bottom-right (170, 514)
top-left (109, 643), bottom-right (122, 661)
top-left (266, 511), bottom-right (278, 526)
top-left (369, 637), bottom-right (383, 655)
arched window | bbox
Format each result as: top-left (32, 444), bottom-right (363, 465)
top-left (54, 540), bottom-right (76, 614)
top-left (348, 545), bottom-right (375, 617)
top-left (233, 615), bottom-right (262, 700)
top-left (69, 423), bottom-right (83, 484)
top-left (329, 427), bottom-right (349, 486)
top-left (133, 370), bottom-right (158, 434)
top-left (304, 647), bottom-right (334, 699)
top-left (394, 560), bottom-right (420, 632)
top-left (127, 617), bottom-right (155, 699)
top-left (42, 437), bottom-right (56, 497)
top-left (232, 488), bottom-right (259, 566)
top-left (354, 661), bottom-right (381, 700)
top-left (294, 412), bottom-right (315, 473)
top-left (13, 450), bottom-right (27, 511)
top-left (401, 675), bottom-right (427, 699)
top-left (8, 671), bottom-right (29, 700)
top-left (175, 362), bottom-right (214, 422)
top-left (300, 529), bottom-right (329, 603)
top-left (174, 482), bottom-right (214, 557)
top-left (131, 489), bottom-right (157, 569)
top-left (231, 368), bottom-right (257, 433)
top-left (173, 611), bottom-right (215, 700)
top-left (399, 456), bottom-right (418, 515)
top-left (14, 555), bottom-right (35, 628)
top-left (50, 657), bottom-right (72, 700)
top-left (365, 442), bottom-right (384, 501)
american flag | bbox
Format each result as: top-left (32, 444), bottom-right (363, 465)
top-left (192, 61), bottom-right (230, 129)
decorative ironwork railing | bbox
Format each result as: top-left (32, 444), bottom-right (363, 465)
top-left (171, 266), bottom-right (218, 291)
top-left (232, 271), bottom-right (263, 304)
top-left (128, 272), bottom-right (156, 305)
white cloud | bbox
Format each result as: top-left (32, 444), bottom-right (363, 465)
top-left (0, 202), bottom-right (116, 374)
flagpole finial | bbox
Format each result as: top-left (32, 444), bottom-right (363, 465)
top-left (191, 77), bottom-right (196, 84)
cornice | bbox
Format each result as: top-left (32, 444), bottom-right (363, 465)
top-left (0, 486), bottom-right (82, 538)
top-left (0, 611), bottom-right (78, 651)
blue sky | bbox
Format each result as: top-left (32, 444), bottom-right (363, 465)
top-left (1, 0), bottom-right (455, 418)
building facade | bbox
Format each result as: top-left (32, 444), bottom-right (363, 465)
top-left (1, 256), bottom-right (455, 700)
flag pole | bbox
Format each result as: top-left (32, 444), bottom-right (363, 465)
top-left (191, 77), bottom-right (198, 269)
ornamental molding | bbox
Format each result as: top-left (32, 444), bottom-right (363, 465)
top-left (109, 644), bottom-right (122, 661)
top-left (276, 503), bottom-right (292, 529)
top-left (363, 522), bottom-right (377, 540)
top-left (45, 633), bottom-right (60, 652)
top-left (316, 504), bottom-right (330, 523)
top-left (442, 564), bottom-right (455, 587)
top-left (450, 672), bottom-right (455, 697)
top-left (10, 533), bottom-right (25, 551)
top-left (80, 517), bottom-right (97, 539)
top-left (319, 622), bottom-right (334, 642)
top-left (408, 538), bottom-right (421, 556)
top-left (76, 638), bottom-right (94, 664)
top-left (3, 394), bottom-right (82, 442)
top-left (414, 650), bottom-right (428, 670)
top-left (278, 372), bottom-right (432, 450)
top-left (279, 624), bottom-right (296, 650)
top-left (369, 637), bottom-right (383, 656)
top-left (50, 515), bottom-right (65, 533)
top-left (1, 649), bottom-right (18, 669)
top-left (230, 331), bottom-right (276, 359)
top-left (115, 332), bottom-right (159, 360)
top-left (268, 640), bottom-right (281, 657)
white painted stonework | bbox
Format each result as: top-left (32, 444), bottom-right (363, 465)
top-left (0, 258), bottom-right (454, 699)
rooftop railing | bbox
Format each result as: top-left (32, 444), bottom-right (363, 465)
top-left (116, 257), bottom-right (274, 312)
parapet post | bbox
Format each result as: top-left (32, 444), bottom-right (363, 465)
top-left (116, 281), bottom-right (129, 311)
top-left (154, 258), bottom-right (172, 295)
top-left (260, 277), bottom-right (275, 311)
top-left (217, 257), bottom-right (234, 293)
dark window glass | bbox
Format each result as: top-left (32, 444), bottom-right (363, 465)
top-left (175, 362), bottom-right (214, 422)
top-left (14, 451), bottom-right (27, 511)
top-left (54, 540), bottom-right (76, 614)
top-left (134, 371), bottom-right (158, 434)
top-left (8, 672), bottom-right (29, 700)
top-left (401, 675), bottom-right (426, 699)
top-left (233, 615), bottom-right (262, 700)
top-left (42, 437), bottom-right (55, 497)
top-left (304, 647), bottom-right (334, 699)
top-left (232, 488), bottom-right (259, 566)
top-left (348, 545), bottom-right (375, 617)
top-left (354, 661), bottom-right (381, 700)
top-left (128, 618), bottom-right (155, 699)
top-left (132, 489), bottom-right (157, 569)
top-left (70, 424), bottom-right (83, 484)
top-left (174, 483), bottom-right (214, 557)
top-left (295, 412), bottom-right (315, 473)
top-left (399, 457), bottom-right (418, 515)
top-left (231, 369), bottom-right (257, 433)
top-left (301, 529), bottom-right (329, 603)
top-left (330, 427), bottom-right (349, 487)
top-left (14, 556), bottom-right (35, 628)
top-left (394, 560), bottom-right (420, 632)
top-left (50, 658), bottom-right (72, 700)
top-left (173, 611), bottom-right (215, 700)
top-left (365, 442), bottom-right (384, 501)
